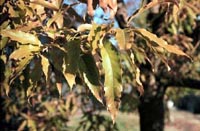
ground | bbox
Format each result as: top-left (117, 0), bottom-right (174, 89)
top-left (69, 109), bottom-right (200, 131)
top-left (165, 109), bottom-right (200, 131)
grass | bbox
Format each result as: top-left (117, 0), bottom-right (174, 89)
top-left (68, 110), bottom-right (140, 131)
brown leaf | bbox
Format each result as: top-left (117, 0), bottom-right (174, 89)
top-left (128, 0), bottom-right (180, 24)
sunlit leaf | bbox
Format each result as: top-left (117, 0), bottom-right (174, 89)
top-left (79, 53), bottom-right (102, 103)
top-left (116, 29), bottom-right (126, 50)
top-left (26, 82), bottom-right (35, 101)
top-left (77, 24), bottom-right (92, 32)
top-left (54, 0), bottom-right (63, 8)
top-left (115, 28), bottom-right (134, 50)
top-left (30, 0), bottom-right (59, 11)
top-left (88, 24), bottom-right (99, 42)
top-left (64, 73), bottom-right (75, 89)
top-left (15, 21), bottom-right (41, 32)
top-left (9, 45), bottom-right (39, 84)
top-left (88, 24), bottom-right (102, 54)
top-left (172, 4), bottom-right (179, 25)
top-left (7, 2), bottom-right (20, 18)
top-left (47, 12), bottom-right (63, 29)
top-left (56, 82), bottom-right (62, 97)
top-left (128, 0), bottom-right (179, 24)
top-left (27, 119), bottom-right (36, 131)
top-left (100, 40), bottom-right (122, 122)
top-left (130, 52), bottom-right (144, 95)
top-left (18, 120), bottom-right (27, 131)
top-left (40, 55), bottom-right (50, 81)
top-left (133, 28), bottom-right (190, 58)
top-left (1, 29), bottom-right (41, 46)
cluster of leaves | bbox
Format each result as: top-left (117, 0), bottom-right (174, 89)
top-left (0, 0), bottom-right (189, 124)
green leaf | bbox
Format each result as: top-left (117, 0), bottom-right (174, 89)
top-left (29, 58), bottom-right (43, 84)
top-left (64, 40), bottom-right (80, 73)
top-left (100, 40), bottom-right (122, 122)
top-left (133, 28), bottom-right (190, 58)
top-left (87, 24), bottom-right (102, 54)
top-left (121, 52), bottom-right (144, 95)
top-left (1, 29), bottom-right (41, 46)
top-left (0, 37), bottom-right (9, 50)
top-left (48, 41), bottom-right (79, 89)
top-left (48, 46), bottom-right (65, 71)
top-left (79, 53), bottom-right (102, 103)
top-left (63, 40), bottom-right (81, 89)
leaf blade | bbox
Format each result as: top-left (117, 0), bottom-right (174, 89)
top-left (100, 40), bottom-right (122, 122)
top-left (1, 29), bottom-right (41, 46)
top-left (133, 28), bottom-right (190, 58)
top-left (79, 53), bottom-right (102, 103)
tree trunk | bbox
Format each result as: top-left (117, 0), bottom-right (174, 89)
top-left (138, 96), bottom-right (165, 131)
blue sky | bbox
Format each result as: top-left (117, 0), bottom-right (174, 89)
top-left (64, 0), bottom-right (142, 26)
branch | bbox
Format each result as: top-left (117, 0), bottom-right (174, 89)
top-left (167, 77), bottom-right (200, 90)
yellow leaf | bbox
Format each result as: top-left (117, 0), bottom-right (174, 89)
top-left (40, 55), bottom-right (49, 81)
top-left (133, 28), bottom-right (190, 58)
top-left (64, 73), bottom-right (75, 90)
top-left (30, 0), bottom-right (59, 11)
top-left (116, 29), bottom-right (126, 50)
top-left (135, 68), bottom-right (144, 95)
top-left (172, 4), bottom-right (179, 25)
top-left (9, 45), bottom-right (38, 85)
top-left (130, 52), bottom-right (144, 95)
top-left (56, 82), bottom-right (62, 97)
top-left (1, 29), bottom-right (41, 46)
top-left (77, 24), bottom-right (92, 32)
top-left (47, 12), bottom-right (63, 28)
top-left (100, 40), bottom-right (122, 123)
top-left (87, 24), bottom-right (102, 54)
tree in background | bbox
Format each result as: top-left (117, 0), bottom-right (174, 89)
top-left (137, 0), bottom-right (200, 130)
top-left (0, 0), bottom-right (199, 131)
